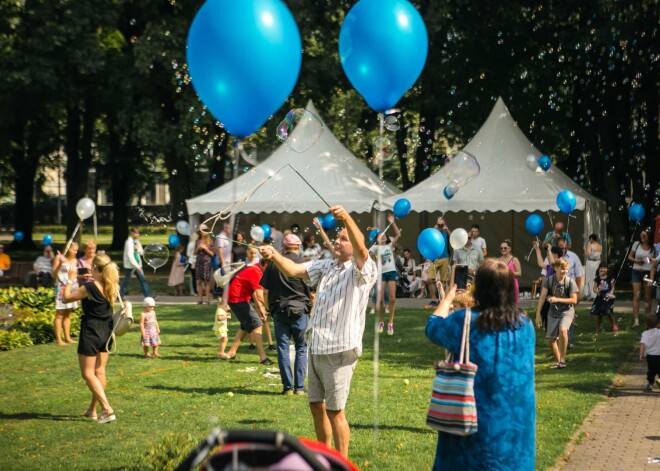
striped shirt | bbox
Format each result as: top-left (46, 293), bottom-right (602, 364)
top-left (304, 256), bottom-right (377, 356)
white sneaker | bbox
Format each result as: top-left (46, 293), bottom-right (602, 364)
top-left (369, 308), bottom-right (375, 315)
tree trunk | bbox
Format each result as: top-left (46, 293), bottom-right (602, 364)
top-left (10, 121), bottom-right (39, 249)
top-left (108, 116), bottom-right (131, 250)
top-left (394, 113), bottom-right (411, 190)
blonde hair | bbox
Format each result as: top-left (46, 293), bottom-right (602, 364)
top-left (83, 240), bottom-right (97, 251)
top-left (93, 253), bottom-right (119, 305)
top-left (551, 258), bottom-right (569, 270)
top-left (453, 292), bottom-right (475, 309)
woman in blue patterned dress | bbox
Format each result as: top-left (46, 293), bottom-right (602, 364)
top-left (426, 259), bottom-right (536, 471)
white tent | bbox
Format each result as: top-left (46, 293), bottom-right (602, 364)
top-left (383, 98), bottom-right (607, 287)
top-left (186, 102), bottom-right (401, 217)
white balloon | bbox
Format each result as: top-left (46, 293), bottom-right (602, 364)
top-left (75, 198), bottom-right (96, 220)
top-left (250, 225), bottom-right (265, 242)
top-left (176, 220), bottom-right (191, 236)
top-left (449, 228), bottom-right (469, 250)
top-left (525, 154), bottom-right (538, 171)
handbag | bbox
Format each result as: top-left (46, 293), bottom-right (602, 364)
top-left (106, 294), bottom-right (133, 353)
top-left (426, 307), bottom-right (478, 436)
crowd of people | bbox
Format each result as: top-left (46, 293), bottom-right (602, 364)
top-left (2, 208), bottom-right (659, 466)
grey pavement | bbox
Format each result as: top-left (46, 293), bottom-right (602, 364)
top-left (126, 294), bottom-right (659, 470)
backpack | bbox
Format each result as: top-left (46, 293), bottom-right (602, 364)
top-left (106, 295), bottom-right (133, 353)
top-left (214, 262), bottom-right (247, 288)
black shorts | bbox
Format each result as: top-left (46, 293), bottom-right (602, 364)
top-left (228, 301), bottom-right (262, 333)
top-left (77, 316), bottom-right (113, 356)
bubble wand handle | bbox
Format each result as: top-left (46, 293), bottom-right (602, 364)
top-left (286, 164), bottom-right (331, 208)
top-left (614, 221), bottom-right (639, 285)
top-left (525, 237), bottom-right (540, 262)
top-left (63, 221), bottom-right (82, 256)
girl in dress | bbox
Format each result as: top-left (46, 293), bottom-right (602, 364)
top-left (583, 234), bottom-right (602, 300)
top-left (140, 297), bottom-right (161, 357)
top-left (194, 226), bottom-right (215, 305)
top-left (213, 299), bottom-right (231, 358)
top-left (167, 244), bottom-right (186, 296)
top-left (53, 242), bottom-right (79, 345)
top-left (590, 263), bottom-right (618, 333)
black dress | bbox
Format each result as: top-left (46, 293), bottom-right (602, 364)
top-left (77, 282), bottom-right (114, 356)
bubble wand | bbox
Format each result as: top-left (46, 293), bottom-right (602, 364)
top-left (613, 221), bottom-right (640, 285)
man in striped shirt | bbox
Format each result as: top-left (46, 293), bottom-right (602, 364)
top-left (260, 205), bottom-right (377, 458)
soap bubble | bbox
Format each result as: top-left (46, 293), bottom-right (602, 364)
top-left (384, 115), bottom-right (400, 131)
top-left (143, 243), bottom-right (169, 270)
top-left (276, 108), bottom-right (324, 152)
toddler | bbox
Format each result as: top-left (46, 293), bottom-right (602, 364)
top-left (140, 297), bottom-right (161, 358)
top-left (213, 299), bottom-right (232, 358)
top-left (640, 315), bottom-right (660, 392)
top-left (590, 263), bottom-right (618, 333)
top-left (167, 244), bottom-right (186, 296)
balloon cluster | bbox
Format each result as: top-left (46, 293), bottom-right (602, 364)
top-left (442, 151), bottom-right (480, 200)
top-left (526, 154), bottom-right (552, 172)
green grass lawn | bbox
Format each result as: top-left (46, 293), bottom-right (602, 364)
top-left (0, 307), bottom-right (639, 470)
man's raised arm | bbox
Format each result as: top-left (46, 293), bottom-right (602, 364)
top-left (330, 205), bottom-right (368, 269)
top-left (259, 245), bottom-right (308, 278)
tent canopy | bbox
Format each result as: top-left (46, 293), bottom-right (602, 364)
top-left (385, 98), bottom-right (603, 213)
top-left (186, 101), bottom-right (400, 216)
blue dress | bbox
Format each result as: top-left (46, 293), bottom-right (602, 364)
top-left (426, 310), bottom-right (536, 471)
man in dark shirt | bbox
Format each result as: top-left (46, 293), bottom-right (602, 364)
top-left (260, 233), bottom-right (312, 395)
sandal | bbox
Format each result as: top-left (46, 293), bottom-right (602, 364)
top-left (220, 353), bottom-right (237, 361)
top-left (82, 410), bottom-right (97, 420)
top-left (96, 411), bottom-right (116, 424)
top-left (145, 353), bottom-right (152, 358)
top-left (551, 362), bottom-right (567, 369)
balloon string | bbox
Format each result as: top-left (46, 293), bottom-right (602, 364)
top-left (63, 221), bottom-right (82, 256)
top-left (614, 221), bottom-right (639, 285)
top-left (525, 236), bottom-right (540, 262)
top-left (285, 164), bottom-right (331, 208)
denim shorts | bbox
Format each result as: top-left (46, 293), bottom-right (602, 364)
top-left (381, 271), bottom-right (398, 282)
top-left (631, 270), bottom-right (650, 283)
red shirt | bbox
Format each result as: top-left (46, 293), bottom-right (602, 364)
top-left (227, 265), bottom-right (263, 304)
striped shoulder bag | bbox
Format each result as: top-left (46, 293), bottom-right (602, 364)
top-left (426, 308), bottom-right (478, 436)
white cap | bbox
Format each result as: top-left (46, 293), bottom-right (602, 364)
top-left (143, 297), bottom-right (156, 307)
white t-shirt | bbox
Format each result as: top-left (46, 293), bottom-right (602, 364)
top-left (216, 232), bottom-right (232, 265)
top-left (369, 243), bottom-right (397, 274)
top-left (641, 328), bottom-right (660, 356)
top-left (471, 237), bottom-right (487, 254)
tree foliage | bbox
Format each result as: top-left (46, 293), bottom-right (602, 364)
top-left (0, 0), bottom-right (657, 251)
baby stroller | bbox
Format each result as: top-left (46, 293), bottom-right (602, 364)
top-left (177, 429), bottom-right (358, 471)
top-left (396, 276), bottom-right (412, 298)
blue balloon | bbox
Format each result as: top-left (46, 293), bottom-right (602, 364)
top-left (42, 234), bottom-right (53, 246)
top-left (168, 234), bottom-right (181, 248)
top-left (14, 231), bottom-right (24, 242)
top-left (538, 154), bottom-right (552, 171)
top-left (417, 228), bottom-right (446, 261)
top-left (443, 185), bottom-right (457, 200)
top-left (392, 198), bottom-right (411, 219)
top-left (322, 214), bottom-right (337, 232)
top-left (556, 190), bottom-right (577, 214)
top-left (339, 0), bottom-right (428, 112)
top-left (186, 0), bottom-right (302, 138)
top-left (525, 214), bottom-right (545, 236)
top-left (180, 256), bottom-right (188, 264)
top-left (368, 228), bottom-right (381, 244)
top-left (628, 203), bottom-right (645, 222)
top-left (260, 224), bottom-right (272, 239)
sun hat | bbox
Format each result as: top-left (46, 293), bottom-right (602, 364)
top-left (143, 297), bottom-right (156, 307)
top-left (283, 234), bottom-right (302, 247)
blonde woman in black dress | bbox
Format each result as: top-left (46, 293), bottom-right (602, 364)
top-left (62, 253), bottom-right (119, 424)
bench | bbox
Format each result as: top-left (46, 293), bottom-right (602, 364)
top-left (0, 262), bottom-right (34, 286)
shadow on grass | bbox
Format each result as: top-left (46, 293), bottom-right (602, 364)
top-left (112, 352), bottom-right (217, 363)
top-left (0, 411), bottom-right (79, 421)
top-left (351, 422), bottom-right (430, 434)
top-left (237, 419), bottom-right (274, 426)
top-left (148, 384), bottom-right (273, 396)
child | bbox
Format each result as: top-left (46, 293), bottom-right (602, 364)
top-left (590, 263), bottom-right (618, 333)
top-left (140, 297), bottom-right (161, 358)
top-left (167, 244), bottom-right (186, 296)
top-left (640, 315), bottom-right (660, 392)
top-left (213, 299), bottom-right (232, 358)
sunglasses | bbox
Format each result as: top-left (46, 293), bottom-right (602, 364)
top-left (500, 246), bottom-right (509, 250)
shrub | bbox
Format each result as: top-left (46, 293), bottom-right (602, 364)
top-left (0, 330), bottom-right (33, 350)
top-left (0, 287), bottom-right (57, 312)
top-left (142, 432), bottom-right (201, 471)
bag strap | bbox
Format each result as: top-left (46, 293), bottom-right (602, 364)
top-left (105, 292), bottom-right (125, 354)
top-left (458, 308), bottom-right (472, 364)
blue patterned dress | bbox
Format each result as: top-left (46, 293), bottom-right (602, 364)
top-left (426, 310), bottom-right (536, 471)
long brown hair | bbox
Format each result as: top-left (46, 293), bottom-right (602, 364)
top-left (474, 259), bottom-right (524, 331)
top-left (93, 253), bottom-right (119, 305)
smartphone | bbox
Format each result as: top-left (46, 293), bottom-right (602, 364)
top-left (450, 264), bottom-right (469, 291)
top-left (77, 267), bottom-right (89, 275)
